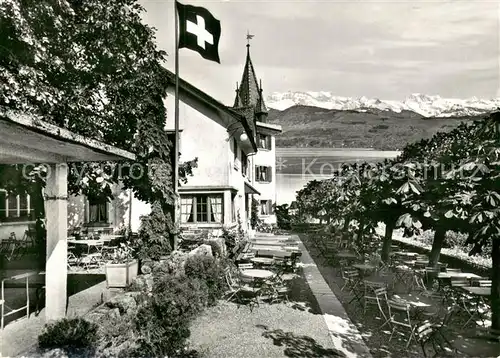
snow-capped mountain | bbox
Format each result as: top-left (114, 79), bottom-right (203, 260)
top-left (266, 92), bottom-right (500, 118)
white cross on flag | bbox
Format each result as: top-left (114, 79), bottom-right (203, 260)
top-left (176, 1), bottom-right (221, 63)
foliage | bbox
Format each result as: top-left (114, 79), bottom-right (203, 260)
top-left (184, 254), bottom-right (227, 306)
top-left (0, 0), bottom-right (197, 262)
top-left (250, 197), bottom-right (261, 229)
top-left (203, 239), bottom-right (223, 258)
top-left (294, 111), bottom-right (500, 328)
top-left (109, 242), bottom-right (135, 264)
top-left (221, 226), bottom-right (239, 255)
top-left (275, 203), bottom-right (292, 230)
top-left (38, 318), bottom-right (98, 355)
top-left (130, 274), bottom-right (208, 357)
top-left (134, 201), bottom-right (172, 260)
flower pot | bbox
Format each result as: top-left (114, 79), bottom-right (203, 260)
top-left (105, 260), bottom-right (139, 288)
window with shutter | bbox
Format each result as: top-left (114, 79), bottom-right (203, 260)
top-left (257, 134), bottom-right (272, 150)
top-left (255, 166), bottom-right (272, 183)
top-left (266, 136), bottom-right (272, 150)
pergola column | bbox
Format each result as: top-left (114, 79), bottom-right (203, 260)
top-left (44, 163), bottom-right (68, 321)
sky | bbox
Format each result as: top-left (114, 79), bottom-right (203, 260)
top-left (140, 0), bottom-right (500, 104)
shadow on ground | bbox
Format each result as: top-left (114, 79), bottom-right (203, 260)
top-left (1, 261), bottom-right (105, 327)
top-left (257, 324), bottom-right (346, 357)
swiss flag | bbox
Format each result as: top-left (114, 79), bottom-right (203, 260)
top-left (176, 2), bottom-right (221, 63)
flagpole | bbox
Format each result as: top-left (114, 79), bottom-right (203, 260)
top-left (173, 0), bottom-right (180, 251)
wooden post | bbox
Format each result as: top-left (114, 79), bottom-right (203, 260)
top-left (44, 163), bottom-right (68, 321)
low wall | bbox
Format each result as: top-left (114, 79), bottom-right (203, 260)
top-left (393, 239), bottom-right (490, 278)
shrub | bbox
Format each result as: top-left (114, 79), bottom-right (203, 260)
top-left (184, 254), bottom-right (226, 305)
top-left (221, 227), bottom-right (238, 254)
top-left (204, 240), bottom-right (222, 258)
top-left (275, 204), bottom-right (292, 230)
top-left (130, 274), bottom-right (208, 357)
top-left (38, 318), bottom-right (98, 356)
top-left (251, 198), bottom-right (261, 229)
top-left (135, 202), bottom-right (172, 261)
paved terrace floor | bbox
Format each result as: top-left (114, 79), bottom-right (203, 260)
top-left (189, 234), bottom-right (372, 358)
top-left (3, 234), bottom-right (372, 357)
top-left (2, 279), bottom-right (119, 357)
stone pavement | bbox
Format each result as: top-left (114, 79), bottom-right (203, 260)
top-left (2, 280), bottom-right (119, 357)
top-left (292, 234), bottom-right (373, 358)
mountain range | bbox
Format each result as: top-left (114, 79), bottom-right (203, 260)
top-left (265, 93), bottom-right (494, 150)
top-left (266, 92), bottom-right (500, 118)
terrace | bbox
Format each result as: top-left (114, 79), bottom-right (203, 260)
top-left (0, 110), bottom-right (134, 356)
top-left (299, 226), bottom-right (500, 357)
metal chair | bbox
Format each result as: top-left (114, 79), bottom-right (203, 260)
top-left (386, 299), bottom-right (418, 348)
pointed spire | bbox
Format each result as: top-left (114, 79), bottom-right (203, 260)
top-left (233, 81), bottom-right (242, 107)
top-left (232, 39), bottom-right (267, 115)
top-left (255, 78), bottom-right (267, 115)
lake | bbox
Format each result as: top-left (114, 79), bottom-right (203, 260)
top-left (275, 148), bottom-right (400, 205)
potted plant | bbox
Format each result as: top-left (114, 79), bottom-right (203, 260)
top-left (105, 242), bottom-right (138, 288)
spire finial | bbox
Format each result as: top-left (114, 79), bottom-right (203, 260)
top-left (246, 30), bottom-right (254, 47)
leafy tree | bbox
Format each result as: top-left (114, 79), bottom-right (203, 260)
top-left (275, 204), bottom-right (291, 230)
top-left (0, 0), bottom-right (196, 259)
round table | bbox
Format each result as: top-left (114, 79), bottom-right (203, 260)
top-left (251, 257), bottom-right (274, 265)
top-left (241, 269), bottom-right (275, 279)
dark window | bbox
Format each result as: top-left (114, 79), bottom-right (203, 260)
top-left (0, 190), bottom-right (34, 222)
top-left (233, 138), bottom-right (238, 161)
top-left (181, 194), bottom-right (223, 223)
top-left (241, 152), bottom-right (248, 176)
top-left (260, 200), bottom-right (273, 215)
top-left (89, 198), bottom-right (108, 223)
top-left (255, 166), bottom-right (272, 183)
top-left (257, 134), bottom-right (272, 150)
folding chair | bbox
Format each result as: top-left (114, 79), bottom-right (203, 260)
top-left (363, 283), bottom-right (388, 321)
top-left (386, 299), bottom-right (418, 348)
top-left (341, 270), bottom-right (360, 292)
top-left (223, 268), bottom-right (260, 309)
top-left (238, 263), bottom-right (254, 270)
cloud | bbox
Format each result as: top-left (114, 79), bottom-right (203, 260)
top-left (140, 0), bottom-right (500, 100)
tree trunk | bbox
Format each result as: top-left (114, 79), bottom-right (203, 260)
top-left (429, 227), bottom-right (446, 268)
top-left (491, 238), bottom-right (500, 330)
top-left (342, 216), bottom-right (351, 241)
top-left (356, 218), bottom-right (365, 250)
top-left (381, 220), bottom-right (395, 263)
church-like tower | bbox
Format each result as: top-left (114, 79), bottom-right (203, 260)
top-left (232, 40), bottom-right (282, 225)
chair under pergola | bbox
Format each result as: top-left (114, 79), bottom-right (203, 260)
top-left (0, 109), bottom-right (135, 324)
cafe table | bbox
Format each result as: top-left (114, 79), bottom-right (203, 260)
top-left (462, 286), bottom-right (491, 297)
top-left (438, 272), bottom-right (481, 280)
top-left (394, 252), bottom-right (419, 257)
top-left (251, 257), bottom-right (275, 266)
top-left (241, 269), bottom-right (275, 280)
top-left (335, 251), bottom-right (358, 259)
top-left (352, 263), bottom-right (376, 276)
top-left (392, 293), bottom-right (439, 319)
top-left (67, 239), bottom-right (106, 254)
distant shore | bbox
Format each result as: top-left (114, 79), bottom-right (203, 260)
top-left (276, 147), bottom-right (401, 158)
top-left (275, 147), bottom-right (401, 204)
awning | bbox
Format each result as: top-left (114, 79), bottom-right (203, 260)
top-left (244, 181), bottom-right (260, 195)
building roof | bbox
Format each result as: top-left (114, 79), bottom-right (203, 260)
top-left (233, 44), bottom-right (267, 115)
top-left (0, 109), bottom-right (136, 164)
top-left (164, 69), bottom-right (257, 153)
